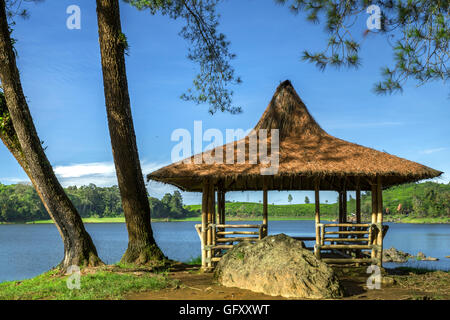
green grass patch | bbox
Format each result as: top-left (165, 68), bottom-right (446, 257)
top-left (393, 266), bottom-right (443, 275)
top-left (0, 267), bottom-right (174, 300)
top-left (185, 256), bottom-right (202, 265)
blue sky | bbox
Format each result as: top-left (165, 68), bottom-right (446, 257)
top-left (0, 0), bottom-right (448, 205)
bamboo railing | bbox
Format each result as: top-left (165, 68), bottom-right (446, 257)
top-left (314, 223), bottom-right (382, 265)
top-left (195, 223), bottom-right (266, 268)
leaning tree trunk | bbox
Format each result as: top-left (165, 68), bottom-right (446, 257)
top-left (0, 0), bottom-right (102, 269)
top-left (96, 0), bottom-right (165, 264)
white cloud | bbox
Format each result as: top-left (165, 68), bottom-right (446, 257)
top-left (54, 162), bottom-right (116, 178)
top-left (0, 177), bottom-right (30, 184)
top-left (53, 160), bottom-right (168, 187)
top-left (420, 147), bottom-right (446, 155)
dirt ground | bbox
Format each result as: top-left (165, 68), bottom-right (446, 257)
top-left (126, 264), bottom-right (450, 300)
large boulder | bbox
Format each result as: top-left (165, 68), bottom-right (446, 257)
top-left (214, 234), bottom-right (344, 299)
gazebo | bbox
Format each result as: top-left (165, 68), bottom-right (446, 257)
top-left (147, 80), bottom-right (442, 270)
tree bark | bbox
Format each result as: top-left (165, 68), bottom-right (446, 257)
top-left (96, 0), bottom-right (165, 264)
top-left (0, 0), bottom-right (102, 269)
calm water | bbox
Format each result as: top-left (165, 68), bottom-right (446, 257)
top-left (0, 221), bottom-right (449, 283)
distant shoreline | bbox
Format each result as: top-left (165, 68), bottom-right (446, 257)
top-left (1, 216), bottom-right (448, 225)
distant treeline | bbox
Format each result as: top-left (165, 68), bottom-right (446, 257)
top-left (0, 183), bottom-right (192, 223)
top-left (0, 181), bottom-right (448, 223)
top-left (187, 182), bottom-right (450, 219)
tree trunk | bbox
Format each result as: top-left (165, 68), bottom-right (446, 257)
top-left (0, 0), bottom-right (102, 269)
top-left (96, 0), bottom-right (165, 264)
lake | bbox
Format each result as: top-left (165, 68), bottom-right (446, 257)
top-left (0, 221), bottom-right (449, 283)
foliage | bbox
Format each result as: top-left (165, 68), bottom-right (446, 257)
top-left (1, 181), bottom-right (448, 223)
top-left (124, 0), bottom-right (242, 114)
top-left (185, 181), bottom-right (450, 221)
top-left (0, 183), bottom-right (192, 222)
top-left (0, 90), bottom-right (12, 137)
top-left (304, 195), bottom-right (310, 204)
top-left (277, 0), bottom-right (449, 94)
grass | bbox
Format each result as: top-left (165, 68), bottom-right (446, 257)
top-left (391, 267), bottom-right (450, 300)
top-left (185, 256), bottom-right (202, 265)
top-left (14, 202), bottom-right (449, 225)
top-left (392, 266), bottom-right (444, 275)
top-left (0, 265), bottom-right (174, 300)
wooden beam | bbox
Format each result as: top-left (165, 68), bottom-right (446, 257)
top-left (314, 180), bottom-right (321, 258)
top-left (315, 180), bottom-right (320, 225)
top-left (371, 183), bottom-right (377, 225)
top-left (371, 182), bottom-right (377, 259)
top-left (356, 178), bottom-right (361, 223)
top-left (377, 176), bottom-right (384, 266)
top-left (342, 190), bottom-right (347, 223)
top-left (207, 182), bottom-right (215, 268)
top-left (263, 179), bottom-right (268, 237)
top-left (201, 181), bottom-right (209, 269)
top-left (221, 190), bottom-right (226, 225)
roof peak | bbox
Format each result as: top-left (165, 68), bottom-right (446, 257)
top-left (254, 80), bottom-right (326, 139)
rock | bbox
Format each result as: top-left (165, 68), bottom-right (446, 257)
top-left (416, 252), bottom-right (426, 260)
top-left (382, 247), bottom-right (412, 263)
top-left (416, 252), bottom-right (439, 261)
top-left (381, 276), bottom-right (395, 286)
top-left (214, 234), bottom-right (344, 299)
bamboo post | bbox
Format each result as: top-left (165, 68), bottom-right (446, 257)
top-left (371, 183), bottom-right (378, 259)
top-left (216, 189), bottom-right (222, 226)
top-left (314, 180), bottom-right (321, 258)
top-left (222, 191), bottom-right (226, 225)
top-left (201, 181), bottom-right (209, 270)
top-left (263, 180), bottom-right (268, 238)
top-left (217, 189), bottom-right (225, 231)
top-left (342, 190), bottom-right (347, 223)
top-left (207, 182), bottom-right (215, 268)
top-left (376, 176), bottom-right (383, 266)
top-left (338, 190), bottom-right (344, 237)
top-left (356, 182), bottom-right (361, 224)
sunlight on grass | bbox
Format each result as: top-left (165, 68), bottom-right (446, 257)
top-left (0, 267), bottom-right (173, 300)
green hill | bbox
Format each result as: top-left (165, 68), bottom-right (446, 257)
top-left (185, 182), bottom-right (450, 223)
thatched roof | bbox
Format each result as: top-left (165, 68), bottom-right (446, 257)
top-left (147, 80), bottom-right (442, 192)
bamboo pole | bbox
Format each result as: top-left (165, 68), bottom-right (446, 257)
top-left (217, 231), bottom-right (259, 235)
top-left (371, 183), bottom-right (378, 259)
top-left (263, 180), bottom-right (268, 238)
top-left (217, 190), bottom-right (222, 226)
top-left (338, 191), bottom-right (343, 223)
top-left (342, 190), bottom-right (347, 223)
top-left (338, 190), bottom-right (343, 237)
top-left (321, 258), bottom-right (377, 264)
top-left (376, 176), bottom-right (383, 266)
top-left (207, 183), bottom-right (215, 268)
top-left (222, 191), bottom-right (226, 225)
top-left (216, 224), bottom-right (262, 228)
top-left (325, 223), bottom-right (370, 227)
top-left (221, 191), bottom-right (225, 224)
top-left (314, 180), bottom-right (321, 258)
top-left (201, 181), bottom-right (209, 270)
top-left (356, 183), bottom-right (361, 224)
